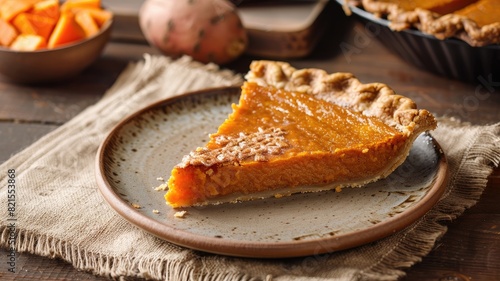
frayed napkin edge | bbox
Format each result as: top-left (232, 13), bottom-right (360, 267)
top-left (358, 121), bottom-right (500, 280)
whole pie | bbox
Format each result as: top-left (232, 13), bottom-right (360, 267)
top-left (164, 61), bottom-right (437, 208)
top-left (345, 0), bottom-right (500, 46)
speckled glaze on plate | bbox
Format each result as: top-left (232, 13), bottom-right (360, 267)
top-left (95, 87), bottom-right (448, 258)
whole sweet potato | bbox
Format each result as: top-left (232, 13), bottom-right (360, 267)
top-left (139, 0), bottom-right (248, 65)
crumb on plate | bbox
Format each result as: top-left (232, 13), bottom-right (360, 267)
top-left (174, 210), bottom-right (187, 218)
top-left (154, 183), bottom-right (168, 191)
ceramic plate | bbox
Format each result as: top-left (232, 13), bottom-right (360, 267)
top-left (95, 87), bottom-right (448, 258)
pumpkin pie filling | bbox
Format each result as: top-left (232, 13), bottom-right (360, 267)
top-left (454, 0), bottom-right (500, 27)
top-left (165, 61), bottom-right (437, 208)
top-left (377, 0), bottom-right (477, 14)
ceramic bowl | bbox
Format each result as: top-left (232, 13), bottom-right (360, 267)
top-left (0, 17), bottom-right (112, 84)
top-left (336, 1), bottom-right (500, 84)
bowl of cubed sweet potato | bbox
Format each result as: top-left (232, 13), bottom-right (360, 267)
top-left (0, 0), bottom-right (113, 84)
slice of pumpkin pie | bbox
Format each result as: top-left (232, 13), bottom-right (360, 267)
top-left (165, 61), bottom-right (437, 208)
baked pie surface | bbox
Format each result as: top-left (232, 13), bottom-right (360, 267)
top-left (165, 61), bottom-right (437, 208)
top-left (345, 0), bottom-right (500, 46)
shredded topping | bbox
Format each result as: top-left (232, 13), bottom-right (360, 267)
top-left (178, 127), bottom-right (289, 167)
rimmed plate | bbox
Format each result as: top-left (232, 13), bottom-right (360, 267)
top-left (95, 87), bottom-right (448, 258)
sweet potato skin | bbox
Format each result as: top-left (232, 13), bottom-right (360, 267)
top-left (139, 0), bottom-right (247, 64)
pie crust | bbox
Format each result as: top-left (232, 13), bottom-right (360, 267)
top-left (245, 61), bottom-right (436, 133)
top-left (343, 0), bottom-right (500, 46)
top-left (164, 61), bottom-right (437, 208)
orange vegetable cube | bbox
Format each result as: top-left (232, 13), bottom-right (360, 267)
top-left (1, 0), bottom-right (110, 51)
top-left (10, 34), bottom-right (47, 51)
top-left (32, 0), bottom-right (60, 21)
top-left (47, 10), bottom-right (86, 48)
top-left (1, 0), bottom-right (34, 22)
top-left (0, 18), bottom-right (19, 46)
top-left (75, 10), bottom-right (99, 37)
top-left (61, 0), bottom-right (101, 11)
top-left (13, 13), bottom-right (57, 41)
top-left (73, 7), bottom-right (112, 27)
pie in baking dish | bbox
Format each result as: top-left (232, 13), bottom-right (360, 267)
top-left (347, 0), bottom-right (500, 46)
top-left (164, 61), bottom-right (437, 208)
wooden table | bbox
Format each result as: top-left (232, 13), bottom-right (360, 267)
top-left (1, 1), bottom-right (499, 280)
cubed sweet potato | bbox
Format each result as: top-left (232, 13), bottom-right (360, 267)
top-left (47, 10), bottom-right (86, 48)
top-left (61, 0), bottom-right (101, 11)
top-left (10, 34), bottom-right (47, 51)
top-left (13, 13), bottom-right (56, 41)
top-left (72, 7), bottom-right (112, 27)
top-left (0, 18), bottom-right (19, 46)
top-left (1, 0), bottom-right (34, 22)
top-left (75, 10), bottom-right (99, 37)
top-left (0, 0), bottom-right (111, 50)
top-left (32, 0), bottom-right (60, 21)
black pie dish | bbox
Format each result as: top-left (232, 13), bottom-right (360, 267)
top-left (336, 0), bottom-right (500, 84)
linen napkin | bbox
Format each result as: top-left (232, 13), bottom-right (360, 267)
top-left (1, 55), bottom-right (499, 281)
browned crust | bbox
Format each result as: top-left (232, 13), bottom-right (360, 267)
top-left (244, 60), bottom-right (437, 136)
top-left (347, 0), bottom-right (500, 47)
